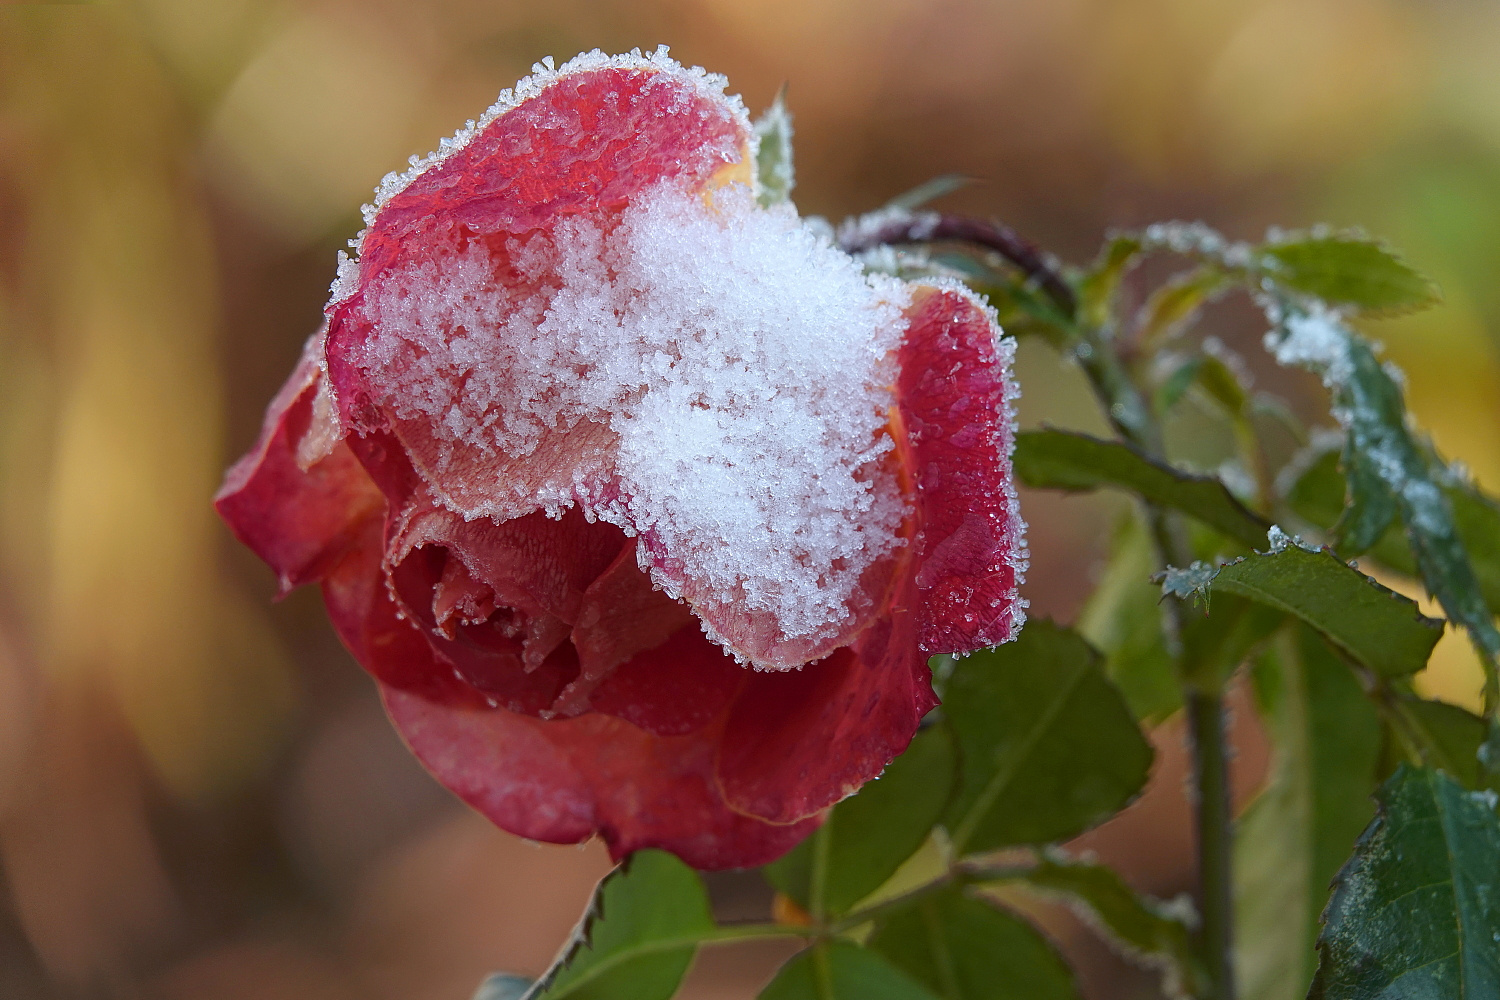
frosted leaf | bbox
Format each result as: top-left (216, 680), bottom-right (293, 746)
top-left (752, 89), bottom-right (795, 208)
top-left (1264, 302), bottom-right (1353, 388)
top-left (1141, 221), bottom-right (1254, 269)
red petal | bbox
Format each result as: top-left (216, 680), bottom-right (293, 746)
top-left (319, 520), bottom-right (484, 707)
top-left (325, 59), bottom-right (748, 521)
top-left (588, 626), bottom-right (747, 737)
top-left (715, 576), bottom-right (937, 823)
top-left (568, 543), bottom-right (697, 683)
top-left (382, 686), bottom-right (816, 870)
top-left (387, 505), bottom-right (625, 625)
top-left (215, 331), bottom-right (384, 593)
top-left (358, 63), bottom-right (747, 278)
top-left (897, 285), bottom-right (1027, 654)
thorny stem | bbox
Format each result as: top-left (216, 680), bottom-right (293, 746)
top-left (852, 215), bottom-right (1236, 1000)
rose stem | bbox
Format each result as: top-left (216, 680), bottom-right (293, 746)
top-left (843, 216), bottom-right (1236, 1000)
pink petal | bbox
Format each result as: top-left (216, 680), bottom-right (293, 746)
top-left (898, 285), bottom-right (1027, 654)
top-left (382, 686), bottom-right (817, 870)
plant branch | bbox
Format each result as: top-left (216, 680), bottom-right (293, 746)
top-left (857, 213), bottom-right (1237, 999)
top-left (836, 211), bottom-right (1077, 320)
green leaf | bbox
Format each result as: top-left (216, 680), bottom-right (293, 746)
top-left (1331, 435), bottom-right (1401, 557)
top-left (752, 88), bottom-right (795, 208)
top-left (867, 888), bottom-right (1080, 1000)
top-left (884, 173), bottom-right (972, 212)
top-left (764, 725), bottom-right (957, 917)
top-left (1163, 538), bottom-right (1444, 678)
top-left (1259, 234), bottom-right (1439, 315)
top-left (476, 975), bottom-right (534, 1000)
top-left (972, 280), bottom-right (1075, 347)
top-left (1178, 593), bottom-right (1284, 689)
top-left (1154, 356), bottom-right (1203, 414)
top-left (1265, 307), bottom-right (1500, 683)
top-left (1395, 696), bottom-right (1491, 790)
top-left (1195, 351), bottom-right (1251, 417)
top-left (992, 855), bottom-right (1203, 999)
top-left (760, 941), bottom-right (939, 1000)
top-left (1236, 627), bottom-right (1382, 1000)
top-left (944, 621), bottom-right (1153, 855)
top-left (1077, 233), bottom-right (1141, 329)
top-left (527, 850), bottom-right (714, 1000)
top-left (1447, 479), bottom-right (1500, 616)
top-left (1282, 445), bottom-right (1415, 573)
top-left (1136, 267), bottom-right (1227, 347)
top-left (1285, 445), bottom-right (1500, 617)
top-left (1076, 513), bottom-right (1180, 723)
top-left (1309, 765), bottom-right (1500, 998)
top-left (1014, 428), bottom-right (1269, 548)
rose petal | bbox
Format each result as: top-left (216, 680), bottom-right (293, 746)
top-left (715, 575), bottom-right (937, 823)
top-left (215, 330), bottom-right (383, 593)
top-left (356, 61), bottom-right (749, 279)
top-left (382, 686), bottom-right (816, 870)
top-left (387, 505), bottom-right (626, 625)
top-left (319, 520), bottom-right (484, 707)
top-left (588, 627), bottom-right (747, 737)
top-left (569, 544), bottom-right (697, 682)
top-left (897, 284), bottom-right (1027, 654)
top-left (326, 58), bottom-right (749, 522)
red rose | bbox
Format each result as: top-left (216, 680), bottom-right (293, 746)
top-left (216, 50), bottom-right (1026, 870)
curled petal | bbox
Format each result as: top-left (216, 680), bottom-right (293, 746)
top-left (383, 685), bottom-right (817, 870)
top-left (215, 331), bottom-right (384, 594)
top-left (320, 520), bottom-right (484, 707)
top-left (898, 284), bottom-right (1027, 654)
top-left (716, 576), bottom-right (937, 823)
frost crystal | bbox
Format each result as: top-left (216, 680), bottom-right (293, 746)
top-left (1159, 562), bottom-right (1219, 603)
top-left (1265, 303), bottom-right (1353, 388)
top-left (353, 180), bottom-right (912, 656)
top-left (1265, 524), bottom-right (1316, 553)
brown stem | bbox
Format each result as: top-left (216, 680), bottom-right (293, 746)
top-left (837, 211), bottom-right (1077, 320)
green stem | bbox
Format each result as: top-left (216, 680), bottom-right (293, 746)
top-left (871, 219), bottom-right (1239, 999)
top-left (1076, 323), bottom-right (1237, 1000)
top-left (1186, 688), bottom-right (1235, 1000)
top-left (808, 813), bottom-right (834, 923)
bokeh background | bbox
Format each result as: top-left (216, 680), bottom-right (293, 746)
top-left (1, 1), bottom-right (1497, 998)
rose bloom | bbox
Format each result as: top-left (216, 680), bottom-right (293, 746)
top-left (217, 50), bottom-right (1026, 870)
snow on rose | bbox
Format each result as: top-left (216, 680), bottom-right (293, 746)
top-left (216, 49), bottom-right (1026, 869)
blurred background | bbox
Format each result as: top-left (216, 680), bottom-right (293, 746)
top-left (0, 1), bottom-right (1496, 997)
